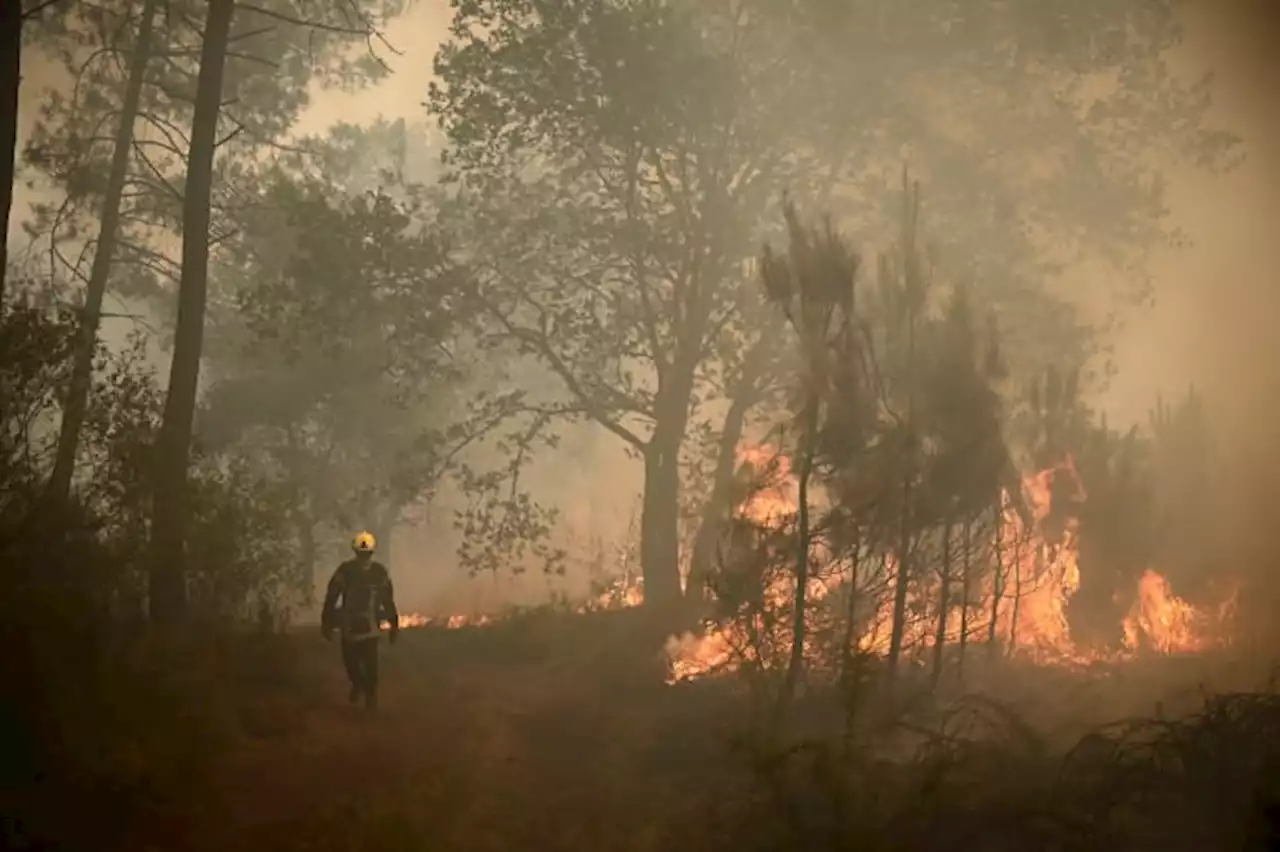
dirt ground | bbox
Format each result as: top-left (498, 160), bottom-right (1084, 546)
top-left (137, 610), bottom-right (1277, 852)
top-left (159, 610), bottom-right (741, 852)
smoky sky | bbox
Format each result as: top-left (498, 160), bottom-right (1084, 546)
top-left (1099, 0), bottom-right (1279, 434)
top-left (8, 0), bottom-right (1279, 609)
top-left (10, 0), bottom-right (1280, 435)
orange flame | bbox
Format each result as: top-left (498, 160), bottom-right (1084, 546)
top-left (389, 612), bottom-right (492, 631)
top-left (665, 445), bottom-right (1237, 682)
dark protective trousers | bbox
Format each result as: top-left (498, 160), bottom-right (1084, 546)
top-left (341, 638), bottom-right (380, 702)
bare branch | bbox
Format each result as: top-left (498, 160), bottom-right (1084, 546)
top-left (129, 139), bottom-right (184, 204)
top-left (214, 120), bottom-right (246, 149)
top-left (235, 3), bottom-right (377, 37)
top-left (22, 0), bottom-right (65, 18)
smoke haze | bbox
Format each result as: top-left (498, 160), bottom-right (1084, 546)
top-left (9, 0), bottom-right (1279, 613)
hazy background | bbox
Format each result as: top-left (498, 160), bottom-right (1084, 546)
top-left (9, 0), bottom-right (1279, 612)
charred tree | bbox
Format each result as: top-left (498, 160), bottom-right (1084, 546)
top-left (640, 363), bottom-right (698, 609)
top-left (957, 518), bottom-right (973, 679)
top-left (932, 518), bottom-right (954, 685)
top-left (987, 499), bottom-right (1004, 654)
top-left (759, 200), bottom-right (856, 733)
top-left (148, 0), bottom-right (235, 624)
top-left (686, 391), bottom-right (752, 604)
top-left (886, 172), bottom-right (924, 680)
top-left (47, 0), bottom-right (159, 507)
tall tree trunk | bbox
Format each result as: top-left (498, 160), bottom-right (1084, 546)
top-left (987, 501), bottom-right (1004, 653)
top-left (638, 363), bottom-right (695, 610)
top-left (0, 0), bottom-right (21, 311)
top-left (47, 0), bottom-right (159, 507)
top-left (148, 0), bottom-right (235, 625)
top-left (640, 431), bottom-right (683, 608)
top-left (686, 388), bottom-right (752, 603)
top-left (886, 175), bottom-right (921, 679)
top-left (958, 518), bottom-right (972, 680)
top-left (932, 517), bottom-right (953, 685)
top-left (839, 539), bottom-right (862, 758)
top-left (1008, 530), bottom-right (1027, 653)
top-left (773, 392), bottom-right (820, 734)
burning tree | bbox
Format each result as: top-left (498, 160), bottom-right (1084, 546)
top-left (667, 188), bottom-right (1239, 732)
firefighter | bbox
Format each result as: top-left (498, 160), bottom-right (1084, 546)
top-left (321, 531), bottom-right (399, 710)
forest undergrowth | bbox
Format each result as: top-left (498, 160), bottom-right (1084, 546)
top-left (9, 597), bottom-right (1280, 852)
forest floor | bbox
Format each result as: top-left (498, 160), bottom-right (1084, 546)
top-left (161, 609), bottom-right (744, 852)
top-left (118, 609), bottom-right (1278, 852)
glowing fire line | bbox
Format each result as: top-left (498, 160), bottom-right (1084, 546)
top-left (390, 444), bottom-right (1237, 685)
top-left (663, 446), bottom-right (1237, 683)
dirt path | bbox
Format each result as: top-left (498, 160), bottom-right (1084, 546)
top-left (157, 623), bottom-right (689, 851)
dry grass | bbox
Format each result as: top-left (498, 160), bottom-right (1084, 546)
top-left (12, 608), bottom-right (1280, 851)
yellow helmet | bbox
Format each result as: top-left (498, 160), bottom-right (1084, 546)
top-left (352, 531), bottom-right (376, 553)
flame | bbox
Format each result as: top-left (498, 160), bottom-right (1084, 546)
top-left (390, 572), bottom-right (644, 632)
top-left (388, 612), bottom-right (493, 631)
top-left (1122, 569), bottom-right (1238, 654)
top-left (386, 442), bottom-right (1237, 682)
top-left (665, 444), bottom-right (1238, 683)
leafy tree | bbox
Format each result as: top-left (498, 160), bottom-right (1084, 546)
top-left (21, 0), bottom-right (409, 620)
top-left (913, 283), bottom-right (1007, 681)
top-left (149, 0), bottom-right (238, 624)
top-left (776, 0), bottom-right (1240, 366)
top-left (298, 116), bottom-right (446, 194)
top-left (1067, 420), bottom-right (1155, 651)
top-left (45, 0), bottom-right (162, 508)
top-left (203, 169), bottom-right (472, 587)
top-left (23, 0), bottom-right (409, 557)
top-left (430, 0), bottom-right (830, 606)
top-left (758, 200), bottom-right (860, 727)
top-left (0, 0), bottom-right (82, 310)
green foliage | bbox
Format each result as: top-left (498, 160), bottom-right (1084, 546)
top-left (0, 295), bottom-right (309, 850)
top-left (21, 0), bottom-right (407, 303)
top-left (0, 284), bottom-right (308, 617)
top-left (295, 116), bottom-right (446, 193)
top-left (205, 166), bottom-right (468, 558)
top-left (430, 0), bottom-right (840, 599)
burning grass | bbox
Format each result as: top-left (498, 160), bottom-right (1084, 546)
top-left (175, 623), bottom-right (1280, 852)
top-left (14, 597), bottom-right (1276, 852)
top-left (17, 441), bottom-right (1258, 851)
top-left (665, 446), bottom-right (1239, 686)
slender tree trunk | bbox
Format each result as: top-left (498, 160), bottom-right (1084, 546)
top-left (958, 518), bottom-right (972, 680)
top-left (987, 501), bottom-right (1004, 653)
top-left (0, 0), bottom-right (21, 311)
top-left (774, 392), bottom-right (819, 733)
top-left (47, 0), bottom-right (159, 507)
top-left (1008, 530), bottom-right (1027, 654)
top-left (687, 388), bottom-right (752, 603)
top-left (887, 448), bottom-right (914, 675)
top-left (148, 0), bottom-right (235, 625)
top-left (932, 517), bottom-right (953, 685)
top-left (887, 168), bottom-right (922, 680)
top-left (838, 536), bottom-right (863, 758)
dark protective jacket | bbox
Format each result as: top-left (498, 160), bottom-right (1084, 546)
top-left (322, 558), bottom-right (399, 642)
